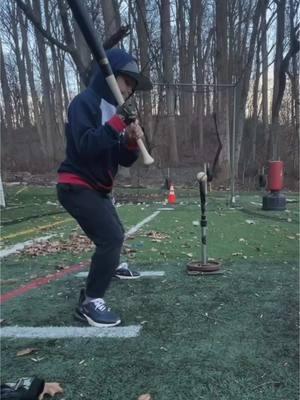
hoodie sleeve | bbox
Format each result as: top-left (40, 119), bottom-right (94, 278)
top-left (67, 92), bottom-right (126, 160)
top-left (118, 135), bottom-right (140, 167)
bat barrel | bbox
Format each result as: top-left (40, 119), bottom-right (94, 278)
top-left (67, 0), bottom-right (113, 78)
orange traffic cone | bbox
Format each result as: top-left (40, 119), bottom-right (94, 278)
top-left (168, 184), bottom-right (176, 204)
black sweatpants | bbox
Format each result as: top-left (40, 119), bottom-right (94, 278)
top-left (57, 184), bottom-right (124, 298)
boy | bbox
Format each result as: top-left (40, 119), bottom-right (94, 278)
top-left (57, 48), bottom-right (152, 327)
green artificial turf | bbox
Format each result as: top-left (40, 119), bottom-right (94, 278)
top-left (1, 186), bottom-right (299, 399)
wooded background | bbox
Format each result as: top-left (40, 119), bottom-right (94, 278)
top-left (0, 0), bottom-right (299, 184)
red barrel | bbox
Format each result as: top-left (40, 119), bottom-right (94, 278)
top-left (268, 161), bottom-right (284, 191)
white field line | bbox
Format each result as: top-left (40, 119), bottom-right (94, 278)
top-left (250, 201), bottom-right (262, 206)
top-left (140, 271), bottom-right (165, 277)
top-left (0, 235), bottom-right (55, 259)
top-left (125, 211), bottom-right (160, 238)
top-left (0, 325), bottom-right (142, 339)
top-left (75, 270), bottom-right (166, 278)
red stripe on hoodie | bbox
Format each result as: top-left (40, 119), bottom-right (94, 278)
top-left (57, 173), bottom-right (113, 191)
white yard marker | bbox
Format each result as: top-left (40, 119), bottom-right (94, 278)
top-left (1, 325), bottom-right (142, 339)
top-left (250, 201), bottom-right (262, 206)
top-left (0, 176), bottom-right (5, 207)
top-left (75, 270), bottom-right (165, 278)
top-left (139, 271), bottom-right (165, 277)
top-left (0, 235), bottom-right (55, 259)
top-left (125, 211), bottom-right (160, 238)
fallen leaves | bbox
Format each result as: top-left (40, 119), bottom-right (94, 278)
top-left (143, 231), bottom-right (170, 242)
top-left (122, 245), bottom-right (137, 258)
top-left (138, 394), bottom-right (152, 400)
top-left (16, 348), bottom-right (38, 357)
top-left (0, 278), bottom-right (18, 285)
top-left (38, 382), bottom-right (63, 399)
top-left (21, 233), bottom-right (94, 256)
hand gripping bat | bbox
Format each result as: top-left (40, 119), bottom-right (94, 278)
top-left (66, 0), bottom-right (154, 166)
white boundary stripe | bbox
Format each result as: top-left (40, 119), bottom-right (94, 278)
top-left (125, 211), bottom-right (160, 238)
top-left (75, 270), bottom-right (166, 278)
top-left (1, 325), bottom-right (142, 339)
top-left (139, 271), bottom-right (165, 277)
top-left (250, 201), bottom-right (262, 206)
top-left (0, 235), bottom-right (55, 259)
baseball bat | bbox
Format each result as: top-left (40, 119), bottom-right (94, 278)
top-left (66, 0), bottom-right (154, 166)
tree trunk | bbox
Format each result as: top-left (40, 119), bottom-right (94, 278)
top-left (58, 51), bottom-right (70, 111)
top-left (101, 0), bottom-right (121, 37)
top-left (176, 0), bottom-right (198, 144)
top-left (194, 2), bottom-right (205, 152)
top-left (215, 0), bottom-right (230, 180)
top-left (11, 3), bottom-right (30, 127)
top-left (136, 0), bottom-right (153, 151)
top-left (261, 2), bottom-right (269, 147)
top-left (160, 0), bottom-right (178, 165)
top-left (57, 0), bottom-right (90, 87)
top-left (73, 17), bottom-right (92, 90)
top-left (19, 9), bottom-right (46, 157)
top-left (250, 40), bottom-right (260, 165)
top-left (270, 0), bottom-right (286, 160)
top-left (44, 0), bottom-right (65, 152)
top-left (0, 39), bottom-right (15, 167)
top-left (234, 0), bottom-right (265, 175)
top-left (289, 0), bottom-right (299, 170)
top-left (0, 40), bottom-right (14, 132)
top-left (33, 0), bottom-right (56, 166)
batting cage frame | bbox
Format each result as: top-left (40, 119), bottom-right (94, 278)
top-left (148, 81), bottom-right (238, 206)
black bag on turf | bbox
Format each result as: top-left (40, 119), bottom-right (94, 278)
top-left (1, 377), bottom-right (45, 399)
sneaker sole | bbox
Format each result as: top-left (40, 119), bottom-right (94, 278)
top-left (74, 310), bottom-right (121, 328)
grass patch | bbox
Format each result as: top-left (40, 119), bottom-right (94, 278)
top-left (1, 186), bottom-right (299, 399)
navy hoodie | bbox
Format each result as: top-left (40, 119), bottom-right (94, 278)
top-left (58, 49), bottom-right (139, 193)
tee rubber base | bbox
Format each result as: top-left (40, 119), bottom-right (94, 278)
top-left (262, 191), bottom-right (286, 211)
top-left (187, 260), bottom-right (222, 275)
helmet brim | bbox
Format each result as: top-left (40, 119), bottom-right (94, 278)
top-left (118, 71), bottom-right (153, 91)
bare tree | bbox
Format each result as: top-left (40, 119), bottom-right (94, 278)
top-left (32, 0), bottom-right (56, 165)
top-left (10, 2), bottom-right (30, 126)
top-left (270, 0), bottom-right (299, 159)
top-left (233, 0), bottom-right (266, 176)
top-left (160, 0), bottom-right (178, 165)
top-left (0, 39), bottom-right (14, 132)
top-left (261, 0), bottom-right (269, 144)
top-left (215, 0), bottom-right (231, 180)
top-left (135, 0), bottom-right (153, 151)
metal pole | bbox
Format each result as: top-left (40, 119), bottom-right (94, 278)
top-left (152, 82), bottom-right (236, 88)
top-left (230, 82), bottom-right (237, 207)
top-left (200, 164), bottom-right (208, 265)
